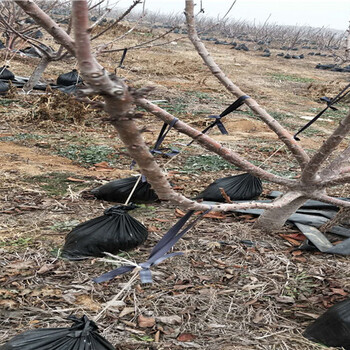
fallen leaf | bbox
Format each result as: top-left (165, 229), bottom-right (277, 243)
top-left (94, 161), bottom-right (111, 168)
top-left (154, 330), bottom-right (160, 342)
top-left (156, 315), bottom-right (182, 325)
top-left (37, 263), bottom-right (55, 275)
top-left (138, 315), bottom-right (156, 328)
top-left (330, 288), bottom-right (348, 296)
top-left (173, 284), bottom-right (194, 290)
top-left (177, 333), bottom-right (196, 342)
top-left (75, 295), bottom-right (101, 311)
top-left (66, 177), bottom-right (86, 182)
top-left (275, 295), bottom-right (295, 303)
top-left (120, 307), bottom-right (134, 318)
top-left (291, 250), bottom-right (303, 256)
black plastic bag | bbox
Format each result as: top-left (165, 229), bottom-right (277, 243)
top-left (91, 176), bottom-right (158, 203)
top-left (61, 204), bottom-right (148, 260)
top-left (0, 315), bottom-right (115, 350)
top-left (0, 80), bottom-right (9, 94)
top-left (303, 299), bottom-right (350, 349)
top-left (57, 69), bottom-right (83, 86)
top-left (196, 173), bottom-right (263, 202)
top-left (0, 66), bottom-right (15, 81)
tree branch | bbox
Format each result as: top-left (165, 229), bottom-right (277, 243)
top-left (14, 0), bottom-right (76, 56)
top-left (136, 98), bottom-right (296, 187)
top-left (184, 0), bottom-right (310, 170)
top-left (301, 110), bottom-right (350, 182)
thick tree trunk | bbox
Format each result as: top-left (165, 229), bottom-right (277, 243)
top-left (23, 56), bottom-right (51, 92)
top-left (254, 191), bottom-right (308, 231)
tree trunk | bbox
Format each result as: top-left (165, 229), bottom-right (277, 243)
top-left (254, 191), bottom-right (308, 231)
top-left (23, 55), bottom-right (51, 92)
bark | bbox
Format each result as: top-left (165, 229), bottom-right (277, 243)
top-left (23, 55), bottom-right (51, 92)
top-left (254, 192), bottom-right (308, 231)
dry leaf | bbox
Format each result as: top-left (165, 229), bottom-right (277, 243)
top-left (275, 295), bottom-right (295, 303)
top-left (75, 295), bottom-right (101, 311)
top-left (330, 288), bottom-right (348, 296)
top-left (177, 333), bottom-right (196, 342)
top-left (154, 330), bottom-right (160, 342)
top-left (66, 177), bottom-right (86, 182)
top-left (37, 263), bottom-right (55, 275)
top-left (156, 315), bottom-right (182, 325)
top-left (94, 161), bottom-right (111, 168)
top-left (119, 307), bottom-right (134, 318)
top-left (138, 315), bottom-right (156, 328)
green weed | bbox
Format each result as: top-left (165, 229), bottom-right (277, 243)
top-left (0, 133), bottom-right (45, 141)
top-left (184, 154), bottom-right (238, 173)
top-left (269, 73), bottom-right (315, 83)
top-left (56, 144), bottom-right (117, 166)
top-left (27, 172), bottom-right (87, 197)
top-left (0, 237), bottom-right (32, 247)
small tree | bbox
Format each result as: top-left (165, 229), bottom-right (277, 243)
top-left (15, 0), bottom-right (350, 233)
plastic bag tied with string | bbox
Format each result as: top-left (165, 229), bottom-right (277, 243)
top-left (57, 69), bottom-right (83, 86)
top-left (0, 315), bottom-right (116, 350)
top-left (91, 176), bottom-right (158, 203)
top-left (0, 66), bottom-right (15, 81)
top-left (61, 204), bottom-right (148, 260)
top-left (196, 173), bottom-right (263, 202)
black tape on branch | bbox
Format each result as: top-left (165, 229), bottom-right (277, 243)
top-left (91, 176), bottom-right (158, 203)
top-left (118, 48), bottom-right (128, 68)
top-left (187, 95), bottom-right (249, 146)
top-left (150, 118), bottom-right (179, 157)
top-left (0, 315), bottom-right (116, 350)
top-left (94, 209), bottom-right (211, 284)
top-left (61, 204), bottom-right (148, 260)
top-left (57, 69), bottom-right (83, 86)
top-left (196, 173), bottom-right (263, 202)
top-left (303, 298), bottom-right (350, 349)
top-left (294, 83), bottom-right (350, 140)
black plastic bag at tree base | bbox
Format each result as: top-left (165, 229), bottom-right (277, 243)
top-left (57, 69), bottom-right (83, 86)
top-left (0, 315), bottom-right (116, 350)
top-left (91, 176), bottom-right (158, 203)
top-left (0, 80), bottom-right (9, 94)
top-left (0, 66), bottom-right (15, 81)
top-left (61, 204), bottom-right (148, 260)
top-left (196, 173), bottom-right (263, 202)
top-left (303, 299), bottom-right (350, 349)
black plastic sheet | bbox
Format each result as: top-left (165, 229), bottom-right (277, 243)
top-left (91, 176), bottom-right (158, 203)
top-left (0, 66), bottom-right (15, 81)
top-left (303, 299), bottom-right (350, 349)
top-left (196, 173), bottom-right (263, 202)
top-left (0, 315), bottom-right (116, 350)
top-left (0, 80), bottom-right (9, 94)
top-left (61, 204), bottom-right (148, 260)
top-left (57, 69), bottom-right (83, 86)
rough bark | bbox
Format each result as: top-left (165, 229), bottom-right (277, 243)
top-left (254, 192), bottom-right (307, 231)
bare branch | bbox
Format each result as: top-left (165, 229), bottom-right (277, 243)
top-left (184, 0), bottom-right (309, 169)
top-left (136, 98), bottom-right (296, 187)
top-left (302, 110), bottom-right (350, 182)
top-left (14, 0), bottom-right (76, 56)
top-left (91, 0), bottom-right (142, 41)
